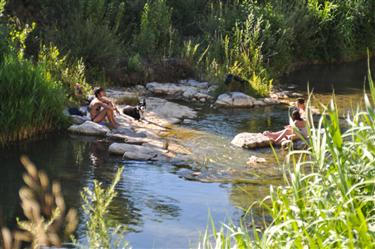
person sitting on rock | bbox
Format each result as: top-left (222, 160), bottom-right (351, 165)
top-left (263, 110), bottom-right (307, 144)
top-left (89, 87), bottom-right (120, 128)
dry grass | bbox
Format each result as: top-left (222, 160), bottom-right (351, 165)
top-left (1, 156), bottom-right (77, 249)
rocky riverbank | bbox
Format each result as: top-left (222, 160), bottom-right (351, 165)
top-left (66, 79), bottom-right (309, 166)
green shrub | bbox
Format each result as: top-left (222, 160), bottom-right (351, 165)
top-left (135, 0), bottom-right (173, 58)
top-left (42, 0), bottom-right (125, 83)
top-left (194, 7), bottom-right (273, 96)
top-left (0, 53), bottom-right (66, 145)
top-left (38, 44), bottom-right (91, 105)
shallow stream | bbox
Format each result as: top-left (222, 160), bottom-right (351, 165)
top-left (0, 58), bottom-right (373, 248)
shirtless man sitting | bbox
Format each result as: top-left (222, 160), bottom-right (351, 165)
top-left (89, 87), bottom-right (120, 128)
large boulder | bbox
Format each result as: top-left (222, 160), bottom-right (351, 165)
top-left (68, 121), bottom-right (110, 136)
top-left (145, 97), bottom-right (197, 120)
top-left (215, 92), bottom-right (256, 107)
top-left (231, 133), bottom-right (271, 149)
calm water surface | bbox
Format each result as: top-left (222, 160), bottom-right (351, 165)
top-left (0, 59), bottom-right (372, 248)
top-left (0, 106), bottom-right (287, 248)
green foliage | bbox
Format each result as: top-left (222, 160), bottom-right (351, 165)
top-left (0, 0), bottom-right (5, 13)
top-left (127, 53), bottom-right (143, 73)
top-left (77, 0), bottom-right (125, 33)
top-left (197, 65), bottom-right (375, 248)
top-left (38, 44), bottom-right (91, 105)
top-left (81, 167), bottom-right (129, 249)
top-left (38, 0), bottom-right (126, 83)
top-left (135, 0), bottom-right (173, 58)
top-left (3, 0), bottom-right (375, 92)
top-left (0, 52), bottom-right (66, 145)
top-left (186, 6), bottom-right (273, 96)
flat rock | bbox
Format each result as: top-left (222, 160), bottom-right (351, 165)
top-left (106, 133), bottom-right (145, 144)
top-left (123, 151), bottom-right (159, 161)
top-left (68, 121), bottom-right (110, 136)
top-left (111, 127), bottom-right (147, 138)
top-left (179, 79), bottom-right (209, 89)
top-left (145, 97), bottom-right (197, 120)
top-left (108, 143), bottom-right (167, 161)
top-left (215, 92), bottom-right (256, 107)
top-left (146, 82), bottom-right (188, 96)
top-left (231, 132), bottom-right (272, 149)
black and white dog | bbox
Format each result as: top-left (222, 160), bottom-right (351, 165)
top-left (122, 99), bottom-right (146, 121)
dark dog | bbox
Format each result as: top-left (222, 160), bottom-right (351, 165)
top-left (224, 74), bottom-right (248, 86)
top-left (122, 99), bottom-right (146, 120)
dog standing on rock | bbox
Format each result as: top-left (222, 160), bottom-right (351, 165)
top-left (122, 99), bottom-right (146, 121)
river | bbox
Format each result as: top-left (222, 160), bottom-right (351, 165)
top-left (0, 58), bottom-right (373, 248)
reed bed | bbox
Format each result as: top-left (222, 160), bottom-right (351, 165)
top-left (0, 53), bottom-right (66, 145)
top-left (197, 65), bottom-right (375, 248)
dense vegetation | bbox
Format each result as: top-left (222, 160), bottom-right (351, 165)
top-left (4, 0), bottom-right (375, 95)
top-left (199, 65), bottom-right (375, 248)
top-left (1, 0), bottom-right (374, 144)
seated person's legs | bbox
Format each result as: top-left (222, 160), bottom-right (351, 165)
top-left (92, 108), bottom-right (118, 128)
top-left (92, 108), bottom-right (109, 123)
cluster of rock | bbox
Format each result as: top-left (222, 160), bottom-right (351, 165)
top-left (66, 79), bottom-right (309, 164)
top-left (146, 79), bottom-right (216, 103)
top-left (214, 92), bottom-right (280, 107)
top-left (67, 97), bottom-right (195, 161)
top-left (145, 80), bottom-right (288, 108)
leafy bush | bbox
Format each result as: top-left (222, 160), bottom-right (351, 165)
top-left (41, 0), bottom-right (126, 82)
top-left (0, 52), bottom-right (66, 145)
top-left (38, 44), bottom-right (91, 104)
top-left (135, 0), bottom-right (173, 58)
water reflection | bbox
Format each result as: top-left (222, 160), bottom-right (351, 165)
top-left (281, 57), bottom-right (375, 114)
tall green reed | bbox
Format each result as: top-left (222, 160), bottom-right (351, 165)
top-left (0, 52), bottom-right (66, 145)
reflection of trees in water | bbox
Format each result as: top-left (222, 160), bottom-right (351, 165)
top-left (144, 195), bottom-right (181, 221)
top-left (0, 134), bottom-right (91, 228)
top-left (0, 134), bottom-right (183, 239)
